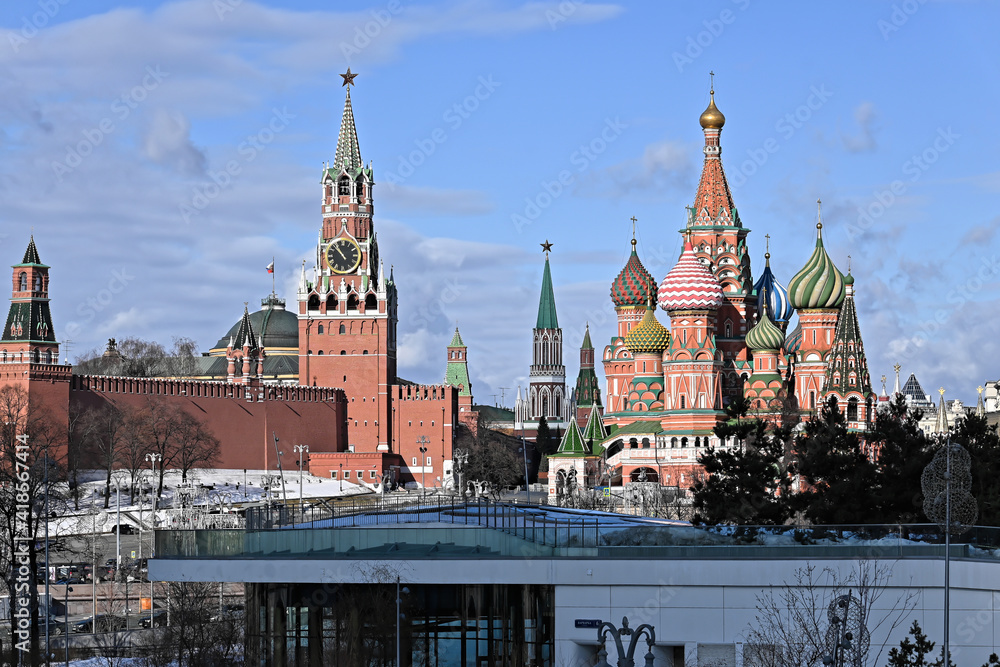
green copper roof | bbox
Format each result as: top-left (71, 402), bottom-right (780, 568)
top-left (536, 257), bottom-right (559, 329)
top-left (582, 405), bottom-right (606, 444)
top-left (552, 418), bottom-right (588, 457)
top-left (449, 327), bottom-right (465, 347)
top-left (788, 223), bottom-right (845, 310)
top-left (581, 324), bottom-right (593, 350)
top-left (444, 360), bottom-right (471, 397)
top-left (822, 283), bottom-right (873, 398)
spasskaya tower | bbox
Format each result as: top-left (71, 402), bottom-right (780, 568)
top-left (298, 69), bottom-right (398, 453)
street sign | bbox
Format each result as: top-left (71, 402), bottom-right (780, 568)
top-left (130, 551), bottom-right (135, 559)
top-left (575, 619), bottom-right (602, 629)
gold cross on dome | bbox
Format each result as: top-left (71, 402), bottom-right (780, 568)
top-left (709, 70), bottom-right (715, 93)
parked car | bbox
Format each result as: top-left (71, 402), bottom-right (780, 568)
top-left (139, 609), bottom-right (168, 628)
top-left (110, 524), bottom-right (135, 535)
top-left (72, 614), bottom-right (128, 634)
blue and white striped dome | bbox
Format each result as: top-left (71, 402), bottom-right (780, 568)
top-left (753, 254), bottom-right (794, 324)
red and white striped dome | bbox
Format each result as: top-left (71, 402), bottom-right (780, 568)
top-left (657, 239), bottom-right (725, 311)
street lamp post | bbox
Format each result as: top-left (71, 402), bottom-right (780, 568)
top-left (595, 616), bottom-right (656, 667)
top-left (339, 463), bottom-right (343, 494)
top-left (417, 436), bottom-right (430, 499)
top-left (63, 585), bottom-right (74, 667)
top-left (822, 591), bottom-right (855, 667)
top-left (145, 452), bottom-right (161, 512)
top-left (294, 445), bottom-right (309, 520)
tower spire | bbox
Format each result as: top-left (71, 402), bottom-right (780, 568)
top-left (333, 70), bottom-right (362, 172)
top-left (536, 247), bottom-right (558, 329)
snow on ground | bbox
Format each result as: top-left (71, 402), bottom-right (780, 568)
top-left (50, 468), bottom-right (374, 536)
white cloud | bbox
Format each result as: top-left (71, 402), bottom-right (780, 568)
top-left (577, 138), bottom-right (694, 197)
top-left (143, 109), bottom-right (206, 175)
top-left (839, 101), bottom-right (877, 153)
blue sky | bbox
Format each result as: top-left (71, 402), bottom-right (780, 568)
top-left (1, 0), bottom-right (998, 408)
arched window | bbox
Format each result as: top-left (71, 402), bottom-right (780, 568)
top-left (641, 438), bottom-right (650, 449)
top-left (680, 396), bottom-right (686, 409)
top-left (810, 392), bottom-right (816, 410)
top-left (671, 437), bottom-right (678, 448)
top-left (18, 272), bottom-right (26, 291)
top-left (347, 294), bottom-right (359, 311)
top-left (629, 438), bottom-right (638, 449)
top-left (326, 295), bottom-right (338, 312)
top-left (317, 324), bottom-right (324, 335)
top-left (307, 295), bottom-right (320, 311)
top-left (725, 321), bottom-right (732, 337)
top-left (32, 349), bottom-right (39, 363)
top-left (44, 350), bottom-right (52, 363)
top-left (365, 294), bottom-right (377, 312)
top-left (317, 350), bottom-right (324, 356)
top-left (363, 350), bottom-right (368, 355)
top-left (541, 395), bottom-right (548, 417)
top-left (847, 397), bottom-right (859, 421)
top-left (695, 437), bottom-right (701, 447)
top-left (340, 350), bottom-right (346, 356)
top-left (1, 350), bottom-right (5, 362)
top-left (338, 177), bottom-right (350, 196)
top-left (339, 323), bottom-right (346, 334)
top-left (33, 275), bottom-right (41, 292)
top-left (681, 437), bottom-right (688, 447)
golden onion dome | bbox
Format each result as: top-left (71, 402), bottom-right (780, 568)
top-left (624, 304), bottom-right (671, 355)
top-left (699, 92), bottom-right (725, 130)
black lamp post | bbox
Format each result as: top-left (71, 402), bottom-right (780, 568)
top-left (595, 616), bottom-right (656, 667)
top-left (822, 591), bottom-right (854, 667)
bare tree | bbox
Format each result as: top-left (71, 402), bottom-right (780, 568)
top-left (175, 411), bottom-right (220, 482)
top-left (117, 409), bottom-right (151, 505)
top-left (138, 581), bottom-right (243, 667)
top-left (76, 336), bottom-right (199, 379)
top-left (82, 403), bottom-right (133, 509)
top-left (743, 560), bottom-right (917, 667)
top-left (0, 386), bottom-right (65, 665)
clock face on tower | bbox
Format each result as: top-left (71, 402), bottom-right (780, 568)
top-left (325, 238), bottom-right (361, 274)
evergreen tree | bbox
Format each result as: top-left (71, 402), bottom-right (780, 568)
top-left (887, 620), bottom-right (956, 667)
top-left (951, 413), bottom-right (1000, 526)
top-left (867, 394), bottom-right (934, 524)
top-left (691, 398), bottom-right (795, 525)
top-left (792, 396), bottom-right (878, 524)
top-left (535, 416), bottom-right (556, 456)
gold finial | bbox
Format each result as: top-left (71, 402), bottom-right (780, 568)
top-left (848, 255), bottom-right (852, 273)
top-left (630, 216), bottom-right (638, 249)
top-left (699, 72), bottom-right (725, 129)
top-left (978, 386), bottom-right (985, 395)
top-left (816, 198), bottom-right (823, 230)
top-left (938, 387), bottom-right (946, 396)
top-left (894, 363), bottom-right (901, 373)
top-left (764, 233), bottom-right (771, 263)
top-left (881, 374), bottom-right (887, 384)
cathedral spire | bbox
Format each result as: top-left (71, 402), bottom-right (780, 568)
top-left (977, 386), bottom-right (986, 417)
top-left (333, 70), bottom-right (362, 173)
top-left (934, 387), bottom-right (949, 434)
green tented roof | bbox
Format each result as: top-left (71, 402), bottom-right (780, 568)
top-left (449, 327), bottom-right (465, 347)
top-left (551, 418), bottom-right (589, 457)
top-left (582, 405), bottom-right (606, 443)
top-left (536, 257), bottom-right (559, 329)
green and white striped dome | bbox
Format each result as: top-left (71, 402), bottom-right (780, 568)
top-left (788, 222), bottom-right (845, 310)
top-left (745, 312), bottom-right (785, 351)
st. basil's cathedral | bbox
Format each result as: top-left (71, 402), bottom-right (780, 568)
top-left (517, 86), bottom-right (877, 496)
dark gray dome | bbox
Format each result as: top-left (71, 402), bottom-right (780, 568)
top-left (213, 295), bottom-right (299, 351)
